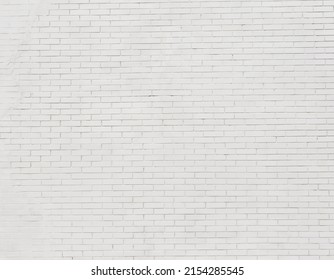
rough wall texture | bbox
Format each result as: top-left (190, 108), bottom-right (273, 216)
top-left (0, 0), bottom-right (51, 259)
top-left (0, 0), bottom-right (334, 259)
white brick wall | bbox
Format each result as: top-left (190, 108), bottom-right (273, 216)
top-left (1, 0), bottom-right (334, 259)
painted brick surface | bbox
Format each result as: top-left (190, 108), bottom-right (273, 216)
top-left (0, 0), bottom-right (334, 259)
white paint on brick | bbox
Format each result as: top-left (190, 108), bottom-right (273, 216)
top-left (0, 0), bottom-right (52, 259)
top-left (0, 0), bottom-right (334, 259)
